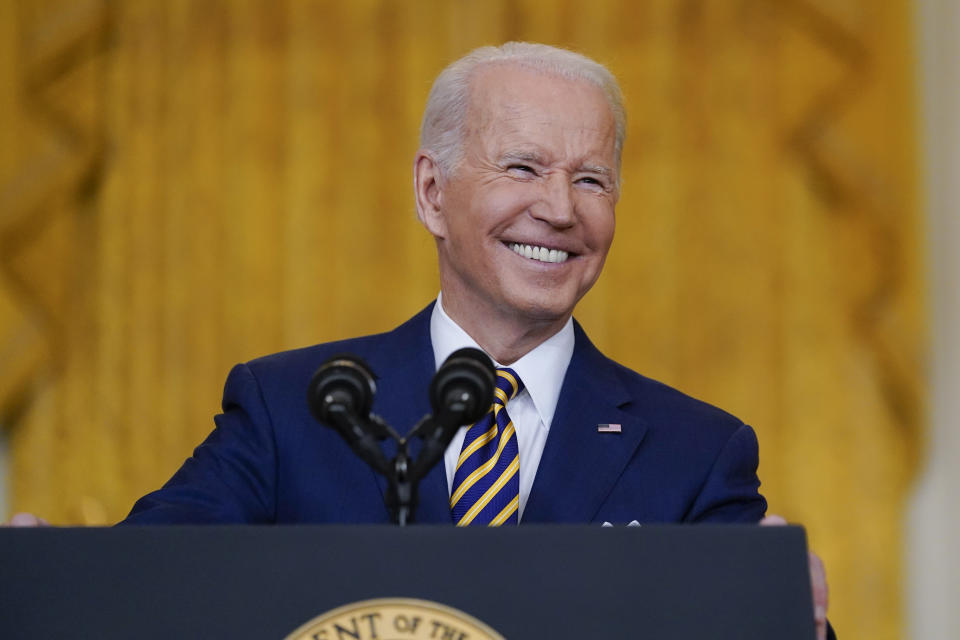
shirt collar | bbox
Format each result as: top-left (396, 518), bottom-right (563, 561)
top-left (430, 293), bottom-right (574, 430)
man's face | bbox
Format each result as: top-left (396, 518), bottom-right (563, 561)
top-left (423, 64), bottom-right (619, 329)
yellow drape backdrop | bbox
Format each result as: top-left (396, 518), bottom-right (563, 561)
top-left (0, 1), bottom-right (924, 638)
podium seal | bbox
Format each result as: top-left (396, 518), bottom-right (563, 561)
top-left (285, 597), bottom-right (506, 640)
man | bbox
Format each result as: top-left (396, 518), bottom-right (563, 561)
top-left (10, 42), bottom-right (830, 637)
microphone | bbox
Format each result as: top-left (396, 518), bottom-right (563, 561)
top-left (307, 355), bottom-right (389, 473)
top-left (430, 347), bottom-right (496, 429)
top-left (307, 355), bottom-right (376, 427)
top-left (411, 348), bottom-right (495, 478)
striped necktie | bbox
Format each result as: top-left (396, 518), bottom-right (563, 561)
top-left (450, 368), bottom-right (524, 526)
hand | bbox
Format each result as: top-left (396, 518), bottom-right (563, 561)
top-left (4, 512), bottom-right (50, 527)
top-left (761, 514), bottom-right (829, 640)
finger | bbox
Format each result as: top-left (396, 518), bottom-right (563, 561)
top-left (759, 514), bottom-right (788, 526)
top-left (809, 551), bottom-right (828, 640)
top-left (7, 512), bottom-right (50, 527)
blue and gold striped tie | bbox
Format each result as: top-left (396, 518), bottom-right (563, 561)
top-left (450, 368), bottom-right (523, 526)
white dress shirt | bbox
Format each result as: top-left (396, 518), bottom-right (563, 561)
top-left (431, 293), bottom-right (574, 520)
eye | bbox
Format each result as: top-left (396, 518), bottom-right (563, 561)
top-left (507, 164), bottom-right (537, 176)
top-left (576, 175), bottom-right (607, 190)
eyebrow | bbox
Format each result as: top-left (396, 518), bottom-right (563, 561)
top-left (500, 150), bottom-right (546, 165)
top-left (579, 164), bottom-right (613, 177)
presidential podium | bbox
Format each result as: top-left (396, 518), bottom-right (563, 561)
top-left (0, 524), bottom-right (815, 639)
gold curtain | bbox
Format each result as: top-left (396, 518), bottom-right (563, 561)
top-left (0, 1), bottom-right (923, 638)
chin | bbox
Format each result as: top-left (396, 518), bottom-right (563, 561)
top-left (506, 292), bottom-right (577, 324)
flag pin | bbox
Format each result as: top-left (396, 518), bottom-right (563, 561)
top-left (597, 423), bottom-right (621, 433)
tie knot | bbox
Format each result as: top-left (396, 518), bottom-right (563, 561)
top-left (494, 368), bottom-right (524, 406)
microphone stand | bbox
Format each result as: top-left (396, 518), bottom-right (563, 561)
top-left (339, 412), bottom-right (440, 527)
top-left (386, 415), bottom-right (452, 526)
top-left (381, 416), bottom-right (418, 527)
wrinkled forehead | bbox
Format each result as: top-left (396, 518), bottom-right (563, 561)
top-left (464, 62), bottom-right (613, 125)
top-left (462, 64), bottom-right (618, 164)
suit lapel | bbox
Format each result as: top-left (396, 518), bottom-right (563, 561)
top-left (522, 322), bottom-right (648, 523)
top-left (367, 303), bottom-right (452, 524)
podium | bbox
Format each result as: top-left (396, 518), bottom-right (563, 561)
top-left (0, 524), bottom-right (815, 639)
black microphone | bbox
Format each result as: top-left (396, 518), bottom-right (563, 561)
top-left (307, 355), bottom-right (376, 427)
top-left (430, 347), bottom-right (496, 429)
top-left (307, 355), bottom-right (389, 474)
top-left (411, 348), bottom-right (495, 478)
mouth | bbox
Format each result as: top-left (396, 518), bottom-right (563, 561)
top-left (506, 242), bottom-right (573, 264)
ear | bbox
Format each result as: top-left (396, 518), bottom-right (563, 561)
top-left (413, 151), bottom-right (448, 239)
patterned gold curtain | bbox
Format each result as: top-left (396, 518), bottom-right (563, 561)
top-left (0, 1), bottom-right (923, 638)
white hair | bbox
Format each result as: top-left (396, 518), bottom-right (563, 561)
top-left (420, 42), bottom-right (627, 179)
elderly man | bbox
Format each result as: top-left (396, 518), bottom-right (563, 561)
top-left (11, 42), bottom-right (830, 638)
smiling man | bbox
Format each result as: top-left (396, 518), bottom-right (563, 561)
top-left (10, 41), bottom-right (830, 639)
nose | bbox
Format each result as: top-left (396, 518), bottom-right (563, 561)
top-left (532, 174), bottom-right (576, 229)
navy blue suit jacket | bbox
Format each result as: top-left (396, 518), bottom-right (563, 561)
top-left (123, 303), bottom-right (767, 525)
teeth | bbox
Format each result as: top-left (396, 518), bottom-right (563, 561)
top-left (510, 243), bottom-right (570, 264)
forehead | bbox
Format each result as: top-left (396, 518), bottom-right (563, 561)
top-left (463, 64), bottom-right (616, 162)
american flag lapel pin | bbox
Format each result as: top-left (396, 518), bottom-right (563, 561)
top-left (597, 423), bottom-right (621, 433)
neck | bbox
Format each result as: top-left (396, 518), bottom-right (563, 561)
top-left (439, 290), bottom-right (569, 366)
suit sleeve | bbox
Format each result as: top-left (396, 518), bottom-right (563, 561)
top-left (119, 363), bottom-right (278, 524)
top-left (684, 423), bottom-right (767, 523)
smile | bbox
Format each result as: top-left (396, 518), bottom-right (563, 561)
top-left (508, 242), bottom-right (570, 264)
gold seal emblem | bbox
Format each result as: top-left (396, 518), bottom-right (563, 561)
top-left (285, 597), bottom-right (506, 640)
